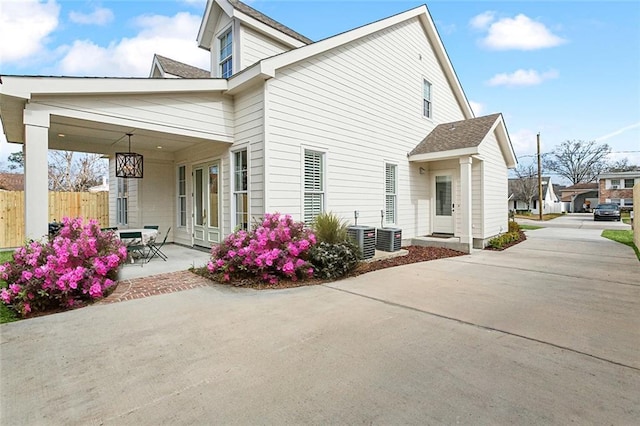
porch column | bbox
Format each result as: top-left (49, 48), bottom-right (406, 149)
top-left (23, 109), bottom-right (50, 240)
top-left (459, 156), bottom-right (473, 252)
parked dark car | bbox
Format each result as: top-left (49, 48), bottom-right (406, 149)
top-left (593, 203), bottom-right (621, 221)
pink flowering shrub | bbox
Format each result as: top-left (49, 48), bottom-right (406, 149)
top-left (207, 213), bottom-right (316, 284)
top-left (0, 217), bottom-right (127, 316)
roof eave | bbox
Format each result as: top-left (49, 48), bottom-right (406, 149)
top-left (408, 147), bottom-right (479, 163)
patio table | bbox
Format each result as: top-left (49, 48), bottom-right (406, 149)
top-left (117, 228), bottom-right (159, 246)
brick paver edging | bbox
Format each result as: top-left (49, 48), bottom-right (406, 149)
top-left (100, 270), bottom-right (213, 304)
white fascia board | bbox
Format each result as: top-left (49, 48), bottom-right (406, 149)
top-left (149, 56), bottom-right (163, 78)
top-left (0, 76), bottom-right (227, 99)
top-left (226, 63), bottom-right (273, 94)
top-left (489, 115), bottom-right (517, 169)
top-left (262, 6), bottom-right (426, 75)
top-left (408, 147), bottom-right (479, 163)
top-left (198, 0), bottom-right (226, 50)
top-left (234, 10), bottom-right (307, 48)
top-left (416, 11), bottom-right (473, 120)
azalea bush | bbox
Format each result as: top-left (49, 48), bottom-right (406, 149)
top-left (208, 213), bottom-right (316, 284)
top-left (0, 217), bottom-right (127, 316)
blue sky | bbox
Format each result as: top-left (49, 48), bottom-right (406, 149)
top-left (1, 0), bottom-right (639, 173)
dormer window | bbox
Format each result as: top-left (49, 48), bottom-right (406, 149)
top-left (219, 28), bottom-right (233, 78)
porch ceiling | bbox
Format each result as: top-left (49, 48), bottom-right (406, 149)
top-left (48, 115), bottom-right (221, 155)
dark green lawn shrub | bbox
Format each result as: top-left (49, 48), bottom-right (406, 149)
top-left (309, 241), bottom-right (360, 279)
top-left (487, 231), bottom-right (521, 249)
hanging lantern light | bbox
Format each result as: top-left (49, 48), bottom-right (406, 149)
top-left (115, 133), bottom-right (143, 179)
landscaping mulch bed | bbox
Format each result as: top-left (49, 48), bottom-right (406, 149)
top-left (196, 246), bottom-right (466, 290)
top-left (484, 231), bottom-right (527, 251)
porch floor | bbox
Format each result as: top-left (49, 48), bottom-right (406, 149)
top-left (119, 244), bottom-right (212, 281)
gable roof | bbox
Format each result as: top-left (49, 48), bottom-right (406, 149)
top-left (151, 55), bottom-right (210, 79)
top-left (410, 114), bottom-right (502, 156)
top-left (0, 173), bottom-right (24, 191)
top-left (198, 0), bottom-right (311, 51)
top-left (228, 0), bottom-right (313, 44)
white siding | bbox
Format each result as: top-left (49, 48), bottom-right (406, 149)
top-left (139, 159), bottom-right (175, 239)
top-left (233, 83), bottom-right (265, 227)
top-left (35, 93), bottom-right (234, 141)
top-left (478, 130), bottom-right (509, 238)
top-left (472, 160), bottom-right (483, 239)
top-left (240, 25), bottom-right (290, 70)
top-left (265, 18), bottom-right (466, 238)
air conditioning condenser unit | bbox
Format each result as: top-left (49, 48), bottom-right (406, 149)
top-left (376, 228), bottom-right (402, 252)
top-left (347, 225), bottom-right (376, 259)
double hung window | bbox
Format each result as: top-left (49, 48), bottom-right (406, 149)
top-left (385, 163), bottom-right (397, 224)
top-left (219, 29), bottom-right (233, 78)
top-left (233, 150), bottom-right (248, 230)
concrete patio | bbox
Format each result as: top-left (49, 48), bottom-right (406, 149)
top-left (119, 244), bottom-right (212, 280)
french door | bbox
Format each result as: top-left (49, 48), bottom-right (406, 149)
top-left (193, 161), bottom-right (221, 247)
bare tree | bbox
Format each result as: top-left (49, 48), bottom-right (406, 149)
top-left (47, 150), bottom-right (108, 191)
top-left (513, 163), bottom-right (538, 211)
top-left (542, 140), bottom-right (610, 185)
top-left (605, 158), bottom-right (639, 172)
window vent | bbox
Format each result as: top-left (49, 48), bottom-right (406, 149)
top-left (376, 228), bottom-right (402, 252)
top-left (347, 226), bottom-right (376, 259)
top-left (611, 185), bottom-right (619, 189)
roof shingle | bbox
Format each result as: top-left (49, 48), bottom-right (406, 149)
top-left (409, 113), bottom-right (502, 156)
top-left (229, 0), bottom-right (313, 45)
top-left (154, 55), bottom-right (210, 79)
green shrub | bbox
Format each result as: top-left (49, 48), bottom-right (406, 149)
top-left (487, 231), bottom-right (521, 249)
top-left (309, 241), bottom-right (360, 279)
top-left (508, 221), bottom-right (520, 233)
top-left (311, 212), bottom-right (348, 244)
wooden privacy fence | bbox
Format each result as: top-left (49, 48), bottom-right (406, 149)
top-left (0, 191), bottom-right (109, 248)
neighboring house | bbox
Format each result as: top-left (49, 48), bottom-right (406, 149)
top-left (559, 183), bottom-right (599, 213)
top-left (0, 0), bottom-right (516, 253)
top-left (150, 55), bottom-right (210, 79)
top-left (508, 176), bottom-right (563, 214)
top-left (0, 173), bottom-right (24, 191)
top-left (597, 171), bottom-right (639, 210)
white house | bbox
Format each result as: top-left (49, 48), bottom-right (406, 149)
top-left (508, 176), bottom-right (564, 214)
top-left (0, 0), bottom-right (516, 253)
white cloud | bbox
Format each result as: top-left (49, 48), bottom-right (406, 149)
top-left (469, 11), bottom-right (495, 30)
top-left (69, 7), bottom-right (114, 26)
top-left (487, 69), bottom-right (559, 87)
top-left (510, 129), bottom-right (541, 158)
top-left (469, 101), bottom-right (484, 116)
top-left (479, 14), bottom-right (566, 50)
top-left (0, 0), bottom-right (60, 63)
top-left (57, 12), bottom-right (209, 77)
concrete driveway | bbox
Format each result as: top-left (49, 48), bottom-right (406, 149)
top-left (1, 223), bottom-right (639, 424)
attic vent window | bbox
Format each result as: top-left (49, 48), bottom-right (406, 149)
top-left (219, 28), bottom-right (233, 78)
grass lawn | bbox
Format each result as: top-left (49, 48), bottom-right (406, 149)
top-left (0, 250), bottom-right (19, 323)
top-left (621, 211), bottom-right (631, 225)
top-left (519, 224), bottom-right (543, 230)
top-left (602, 230), bottom-right (640, 261)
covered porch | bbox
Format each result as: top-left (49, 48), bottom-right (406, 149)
top-left (0, 76), bottom-right (233, 246)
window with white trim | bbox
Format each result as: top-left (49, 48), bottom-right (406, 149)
top-left (116, 178), bottom-right (128, 226)
top-left (178, 166), bottom-right (187, 227)
top-left (610, 179), bottom-right (620, 189)
top-left (219, 28), bottom-right (233, 78)
top-left (304, 150), bottom-right (324, 224)
top-left (423, 79), bottom-right (432, 118)
top-left (624, 178), bottom-right (635, 189)
top-left (385, 163), bottom-right (397, 224)
top-left (233, 149), bottom-right (248, 230)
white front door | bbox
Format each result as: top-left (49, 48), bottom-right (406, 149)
top-left (433, 173), bottom-right (454, 234)
top-left (193, 162), bottom-right (221, 247)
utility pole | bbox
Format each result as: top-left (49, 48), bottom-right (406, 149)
top-left (537, 132), bottom-right (543, 221)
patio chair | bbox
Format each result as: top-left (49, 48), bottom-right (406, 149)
top-left (146, 227), bottom-right (170, 262)
top-left (119, 231), bottom-right (147, 266)
top-left (143, 225), bottom-right (159, 230)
